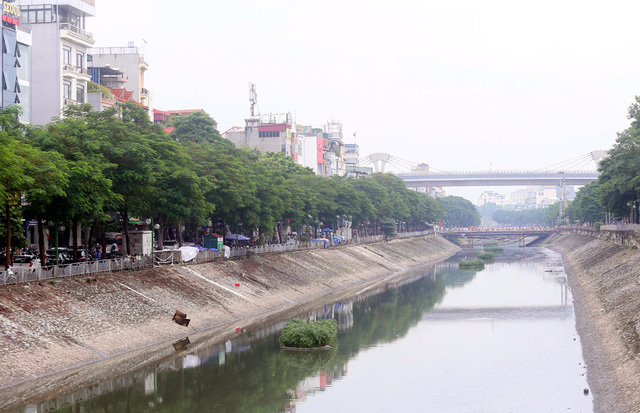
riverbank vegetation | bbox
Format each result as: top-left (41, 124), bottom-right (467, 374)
top-left (0, 104), bottom-right (484, 269)
top-left (279, 319), bottom-right (338, 349)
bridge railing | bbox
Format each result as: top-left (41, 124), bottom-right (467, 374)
top-left (397, 170), bottom-right (598, 176)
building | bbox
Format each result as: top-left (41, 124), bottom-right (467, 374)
top-left (19, 0), bottom-right (95, 125)
top-left (478, 191), bottom-right (511, 207)
top-left (16, 26), bottom-right (31, 123)
top-left (323, 119), bottom-right (345, 176)
top-left (224, 112), bottom-right (297, 158)
top-left (87, 43), bottom-right (152, 119)
top-left (88, 43), bottom-right (149, 106)
top-left (295, 124), bottom-right (324, 174)
top-left (1, 2), bottom-right (31, 122)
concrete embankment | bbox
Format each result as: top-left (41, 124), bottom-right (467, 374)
top-left (549, 233), bottom-right (640, 413)
top-left (0, 236), bottom-right (458, 406)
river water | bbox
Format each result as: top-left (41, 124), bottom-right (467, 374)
top-left (10, 246), bottom-right (592, 413)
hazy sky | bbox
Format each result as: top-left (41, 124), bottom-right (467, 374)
top-left (90, 0), bottom-right (638, 201)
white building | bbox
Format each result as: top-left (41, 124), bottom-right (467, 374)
top-left (478, 191), bottom-right (510, 207)
top-left (19, 0), bottom-right (95, 125)
top-left (16, 27), bottom-right (32, 123)
top-left (87, 43), bottom-right (151, 111)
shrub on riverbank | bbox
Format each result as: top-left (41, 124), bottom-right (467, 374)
top-left (459, 259), bottom-right (485, 269)
top-left (279, 319), bottom-right (338, 348)
top-left (477, 252), bottom-right (496, 262)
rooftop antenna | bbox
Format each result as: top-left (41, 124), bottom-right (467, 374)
top-left (249, 82), bottom-right (259, 117)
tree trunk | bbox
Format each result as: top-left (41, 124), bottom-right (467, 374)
top-left (101, 231), bottom-right (107, 259)
top-left (4, 201), bottom-right (11, 270)
top-left (122, 206), bottom-right (131, 256)
top-left (72, 219), bottom-right (79, 261)
top-left (37, 218), bottom-right (46, 264)
top-left (177, 224), bottom-right (184, 247)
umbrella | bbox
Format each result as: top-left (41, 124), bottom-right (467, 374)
top-left (225, 234), bottom-right (250, 241)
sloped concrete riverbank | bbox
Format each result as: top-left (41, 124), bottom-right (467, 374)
top-left (549, 233), bottom-right (640, 413)
top-left (0, 236), bottom-right (458, 409)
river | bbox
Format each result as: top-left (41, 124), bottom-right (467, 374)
top-left (9, 246), bottom-right (592, 412)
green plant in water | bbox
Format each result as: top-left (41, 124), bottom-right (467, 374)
top-left (458, 259), bottom-right (485, 269)
top-left (477, 251), bottom-right (496, 262)
top-left (279, 318), bottom-right (338, 348)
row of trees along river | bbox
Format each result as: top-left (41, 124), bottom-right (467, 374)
top-left (480, 96), bottom-right (640, 227)
top-left (0, 104), bottom-right (481, 269)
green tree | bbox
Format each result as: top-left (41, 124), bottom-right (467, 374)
top-left (170, 111), bottom-right (223, 144)
top-left (564, 181), bottom-right (604, 224)
top-left (440, 196), bottom-right (481, 227)
top-left (598, 95), bottom-right (640, 221)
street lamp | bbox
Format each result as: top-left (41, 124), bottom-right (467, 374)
top-left (146, 218), bottom-right (160, 262)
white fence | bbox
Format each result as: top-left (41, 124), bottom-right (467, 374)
top-left (0, 256), bottom-right (154, 286)
top-left (0, 231), bottom-right (432, 286)
top-left (601, 224), bottom-right (640, 231)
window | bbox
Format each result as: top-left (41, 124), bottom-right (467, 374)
top-left (63, 46), bottom-right (71, 65)
top-left (63, 80), bottom-right (71, 99)
top-left (76, 51), bottom-right (84, 68)
top-left (76, 84), bottom-right (84, 103)
top-left (259, 131), bottom-right (281, 138)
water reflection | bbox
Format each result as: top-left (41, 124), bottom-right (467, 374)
top-left (9, 247), bottom-right (591, 413)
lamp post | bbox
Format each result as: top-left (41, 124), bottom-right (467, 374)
top-left (146, 218), bottom-right (160, 265)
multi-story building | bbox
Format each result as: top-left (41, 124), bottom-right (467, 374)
top-left (224, 112), bottom-right (298, 158)
top-left (295, 124), bottom-right (324, 174)
top-left (19, 0), bottom-right (95, 125)
top-left (16, 27), bottom-right (32, 123)
top-left (478, 191), bottom-right (511, 207)
top-left (0, 2), bottom-right (30, 122)
top-left (88, 43), bottom-right (151, 118)
top-left (324, 119), bottom-right (345, 176)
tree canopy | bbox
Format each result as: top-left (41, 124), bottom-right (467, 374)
top-left (1, 106), bottom-right (449, 257)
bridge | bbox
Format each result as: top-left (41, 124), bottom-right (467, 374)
top-left (440, 228), bottom-right (554, 236)
top-left (398, 171), bottom-right (598, 188)
top-left (360, 151), bottom-right (606, 188)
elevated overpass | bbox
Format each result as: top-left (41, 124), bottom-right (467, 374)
top-left (360, 151), bottom-right (605, 188)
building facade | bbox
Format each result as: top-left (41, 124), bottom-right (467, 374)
top-left (224, 112), bottom-right (297, 158)
top-left (19, 0), bottom-right (95, 125)
top-left (88, 43), bottom-right (151, 118)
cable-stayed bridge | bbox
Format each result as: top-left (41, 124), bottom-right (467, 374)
top-left (359, 151), bottom-right (605, 188)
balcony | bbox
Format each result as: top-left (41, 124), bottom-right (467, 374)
top-left (140, 88), bottom-right (149, 96)
top-left (63, 64), bottom-right (91, 81)
top-left (60, 23), bottom-right (94, 46)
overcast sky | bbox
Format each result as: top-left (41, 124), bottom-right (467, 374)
top-left (90, 0), bottom-right (639, 202)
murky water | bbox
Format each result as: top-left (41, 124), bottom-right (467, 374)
top-left (9, 246), bottom-right (592, 413)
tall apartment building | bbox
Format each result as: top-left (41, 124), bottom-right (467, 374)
top-left (0, 1), bottom-right (29, 121)
top-left (16, 27), bottom-right (32, 123)
top-left (19, 0), bottom-right (95, 125)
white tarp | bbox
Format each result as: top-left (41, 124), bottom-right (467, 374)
top-left (179, 246), bottom-right (199, 262)
top-left (223, 245), bottom-right (230, 258)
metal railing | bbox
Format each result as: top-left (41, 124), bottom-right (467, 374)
top-left (60, 23), bottom-right (93, 40)
top-left (63, 64), bottom-right (91, 76)
top-left (0, 256), bottom-right (153, 286)
top-left (0, 231), bottom-right (431, 286)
